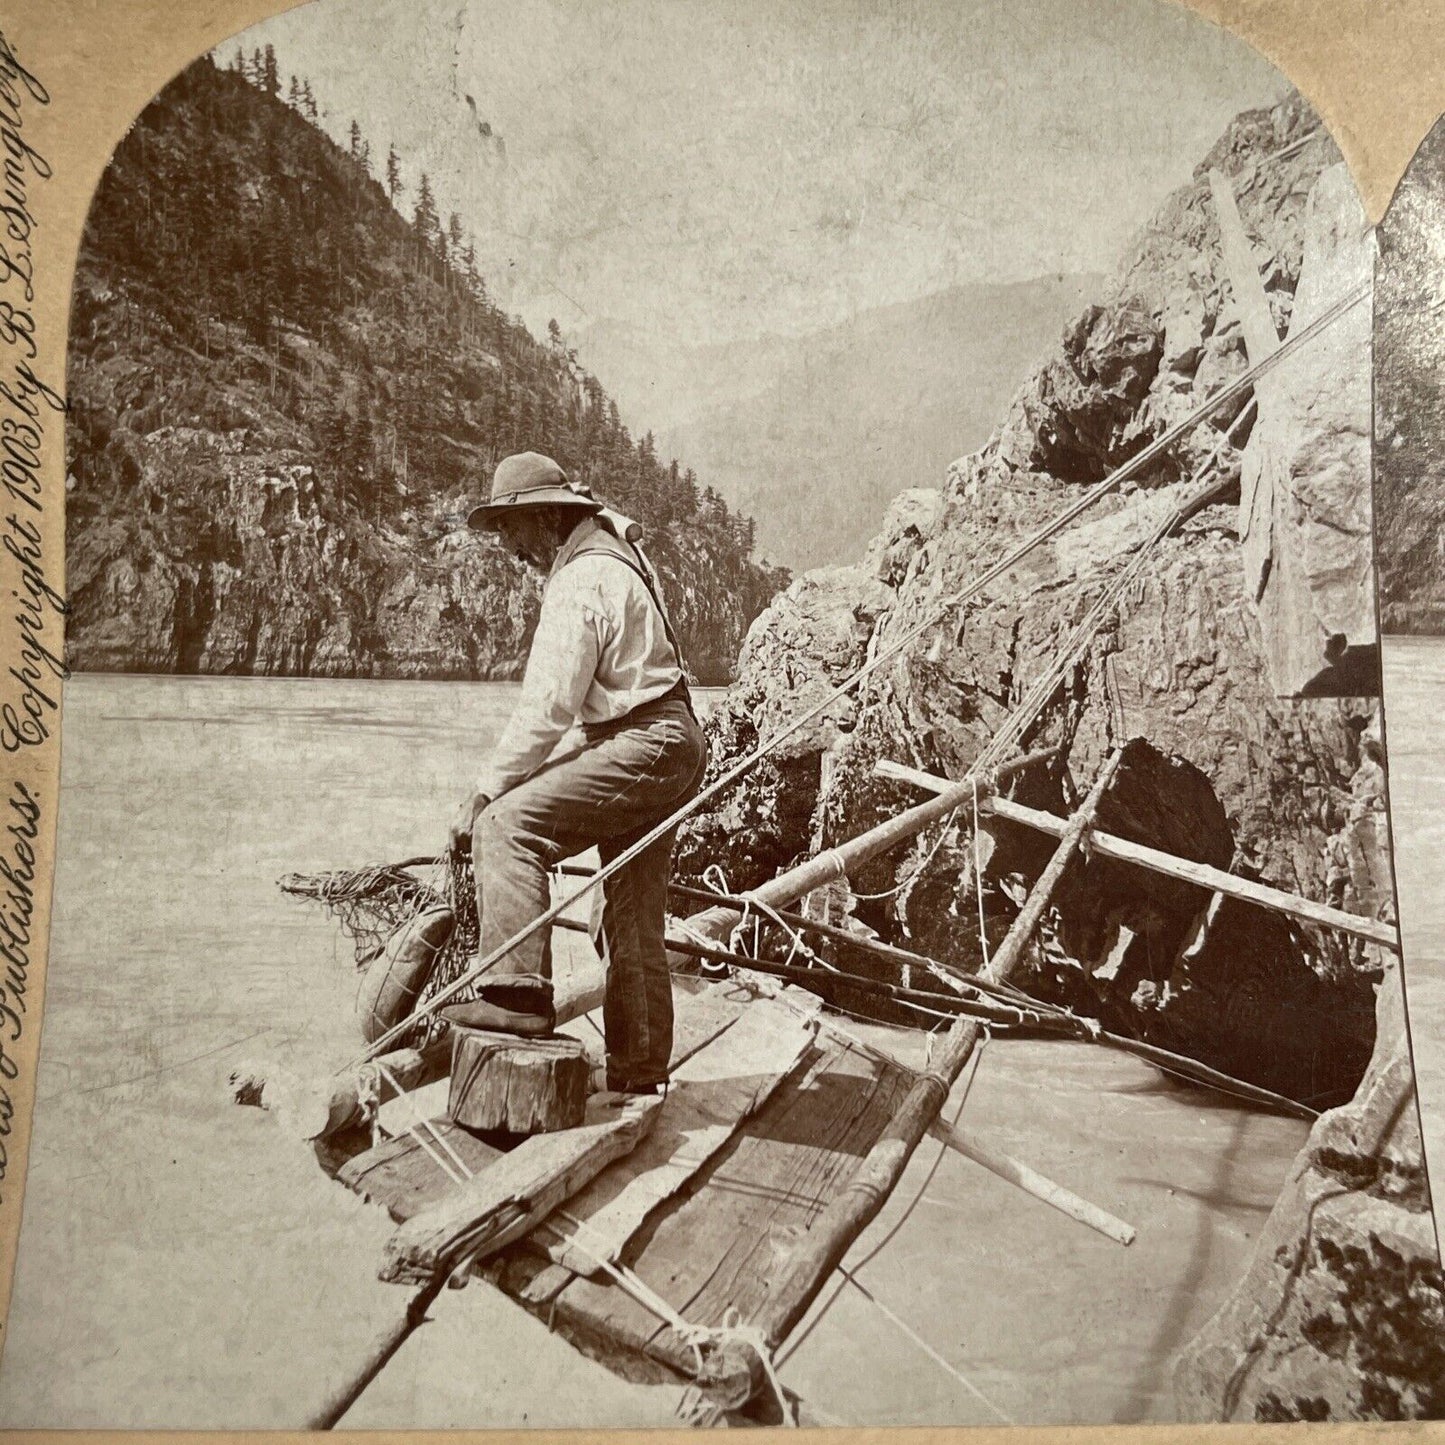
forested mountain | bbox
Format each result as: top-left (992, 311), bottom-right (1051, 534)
top-left (65, 53), bottom-right (787, 683)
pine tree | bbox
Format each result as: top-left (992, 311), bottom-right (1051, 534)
top-left (462, 238), bottom-right (483, 300)
top-left (262, 44), bottom-right (280, 97)
top-left (358, 139), bottom-right (371, 176)
top-left (302, 79), bottom-right (317, 119)
top-left (385, 144), bottom-right (403, 205)
top-left (231, 46), bottom-right (244, 73)
top-left (447, 212), bottom-right (465, 259)
top-left (288, 75), bottom-right (301, 108)
top-left (249, 48), bottom-right (263, 86)
top-left (348, 119), bottom-right (363, 159)
top-left (413, 172), bottom-right (440, 253)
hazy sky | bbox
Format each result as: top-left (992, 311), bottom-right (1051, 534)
top-left (225, 0), bottom-right (1288, 344)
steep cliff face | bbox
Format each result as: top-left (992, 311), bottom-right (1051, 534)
top-left (1376, 114), bottom-right (1445, 634)
top-left (67, 431), bottom-right (538, 679)
top-left (64, 56), bottom-right (785, 683)
top-left (678, 92), bottom-right (1385, 1107)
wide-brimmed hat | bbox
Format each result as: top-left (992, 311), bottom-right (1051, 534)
top-left (466, 452), bottom-right (602, 529)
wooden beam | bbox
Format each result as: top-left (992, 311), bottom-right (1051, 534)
top-left (267, 1040), bottom-right (452, 1141)
top-left (1208, 168), bottom-right (1282, 369)
top-left (669, 881), bottom-right (1027, 1009)
top-left (306, 1274), bottom-right (447, 1429)
top-left (672, 744), bottom-right (1063, 961)
top-left (926, 1116), bottom-right (1136, 1246)
top-left (747, 750), bottom-right (1125, 1374)
top-left (660, 931), bottom-right (1034, 1027)
top-left (1208, 165), bottom-right (1284, 600)
top-left (989, 791), bottom-right (1401, 949)
top-left (380, 1093), bottom-right (662, 1285)
top-left (875, 758), bottom-right (1399, 951)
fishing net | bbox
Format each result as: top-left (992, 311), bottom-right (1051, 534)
top-left (278, 850), bottom-right (484, 1045)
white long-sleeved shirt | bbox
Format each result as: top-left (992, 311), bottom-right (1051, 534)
top-left (476, 516), bottom-right (684, 801)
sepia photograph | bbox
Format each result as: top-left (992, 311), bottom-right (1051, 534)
top-left (0, 0), bottom-right (1439, 1430)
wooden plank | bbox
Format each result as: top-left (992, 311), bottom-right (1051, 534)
top-left (539, 998), bottom-right (818, 1275)
top-left (1208, 168), bottom-right (1282, 368)
top-left (875, 759), bottom-right (1400, 951)
top-left (662, 977), bottom-right (747, 1069)
top-left (1208, 166), bottom-right (1284, 597)
top-left (669, 747), bottom-right (1061, 968)
top-left (380, 1093), bottom-right (662, 1284)
top-left (337, 1120), bottom-right (504, 1222)
top-left (515, 1032), bottom-right (913, 1398)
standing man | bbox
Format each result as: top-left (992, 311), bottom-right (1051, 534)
top-left (448, 452), bottom-right (707, 1095)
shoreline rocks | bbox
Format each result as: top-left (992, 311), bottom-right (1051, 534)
top-left (1174, 961), bottom-right (1444, 1421)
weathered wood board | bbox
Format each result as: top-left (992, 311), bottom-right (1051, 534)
top-left (381, 1093), bottom-right (662, 1284)
top-left (658, 977), bottom-right (748, 1067)
top-left (337, 1121), bottom-right (504, 1223)
top-left (537, 997), bottom-right (817, 1275)
top-left (486, 1026), bottom-right (915, 1394)
top-left (1208, 165), bottom-right (1283, 601)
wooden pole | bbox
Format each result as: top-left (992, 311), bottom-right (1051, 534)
top-left (661, 931), bottom-right (1042, 1027)
top-left (875, 759), bottom-right (1399, 952)
top-left (1088, 1027), bottom-right (1316, 1120)
top-left (667, 882), bottom-right (1038, 1011)
top-left (748, 749), bottom-right (1125, 1374)
top-left (265, 1040), bottom-right (452, 1140)
top-left (925, 1116), bottom-right (1136, 1247)
top-left (306, 1273), bottom-right (446, 1430)
top-left (672, 743), bottom-right (1064, 958)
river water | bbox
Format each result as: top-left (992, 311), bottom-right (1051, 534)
top-left (0, 673), bottom-right (1320, 1427)
top-left (1381, 637), bottom-right (1445, 1218)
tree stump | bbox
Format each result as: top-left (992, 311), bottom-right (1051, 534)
top-left (448, 1028), bottom-right (590, 1135)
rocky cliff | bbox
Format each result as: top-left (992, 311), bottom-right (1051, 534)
top-left (1376, 113), bottom-right (1445, 635)
top-left (677, 92), bottom-right (1386, 1109)
top-left (65, 56), bottom-right (785, 683)
top-left (1174, 956), bottom-right (1443, 1420)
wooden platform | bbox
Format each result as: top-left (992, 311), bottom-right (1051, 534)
top-left (332, 973), bottom-right (915, 1411)
top-left (487, 1026), bottom-right (912, 1397)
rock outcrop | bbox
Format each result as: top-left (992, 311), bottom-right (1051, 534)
top-left (1376, 113), bottom-right (1445, 634)
top-left (1236, 163), bottom-right (1376, 696)
top-left (678, 91), bottom-right (1385, 1108)
top-left (669, 92), bottom-right (1440, 1423)
top-left (1174, 960), bottom-right (1443, 1421)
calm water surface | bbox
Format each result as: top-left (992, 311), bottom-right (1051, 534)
top-left (1381, 637), bottom-right (1445, 1213)
top-left (0, 674), bottom-right (1312, 1428)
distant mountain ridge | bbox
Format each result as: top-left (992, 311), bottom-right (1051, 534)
top-left (579, 274), bottom-right (1101, 571)
top-left (65, 55), bottom-right (785, 684)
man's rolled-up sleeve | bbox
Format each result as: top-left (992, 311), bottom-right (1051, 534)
top-left (476, 574), bottom-right (607, 801)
